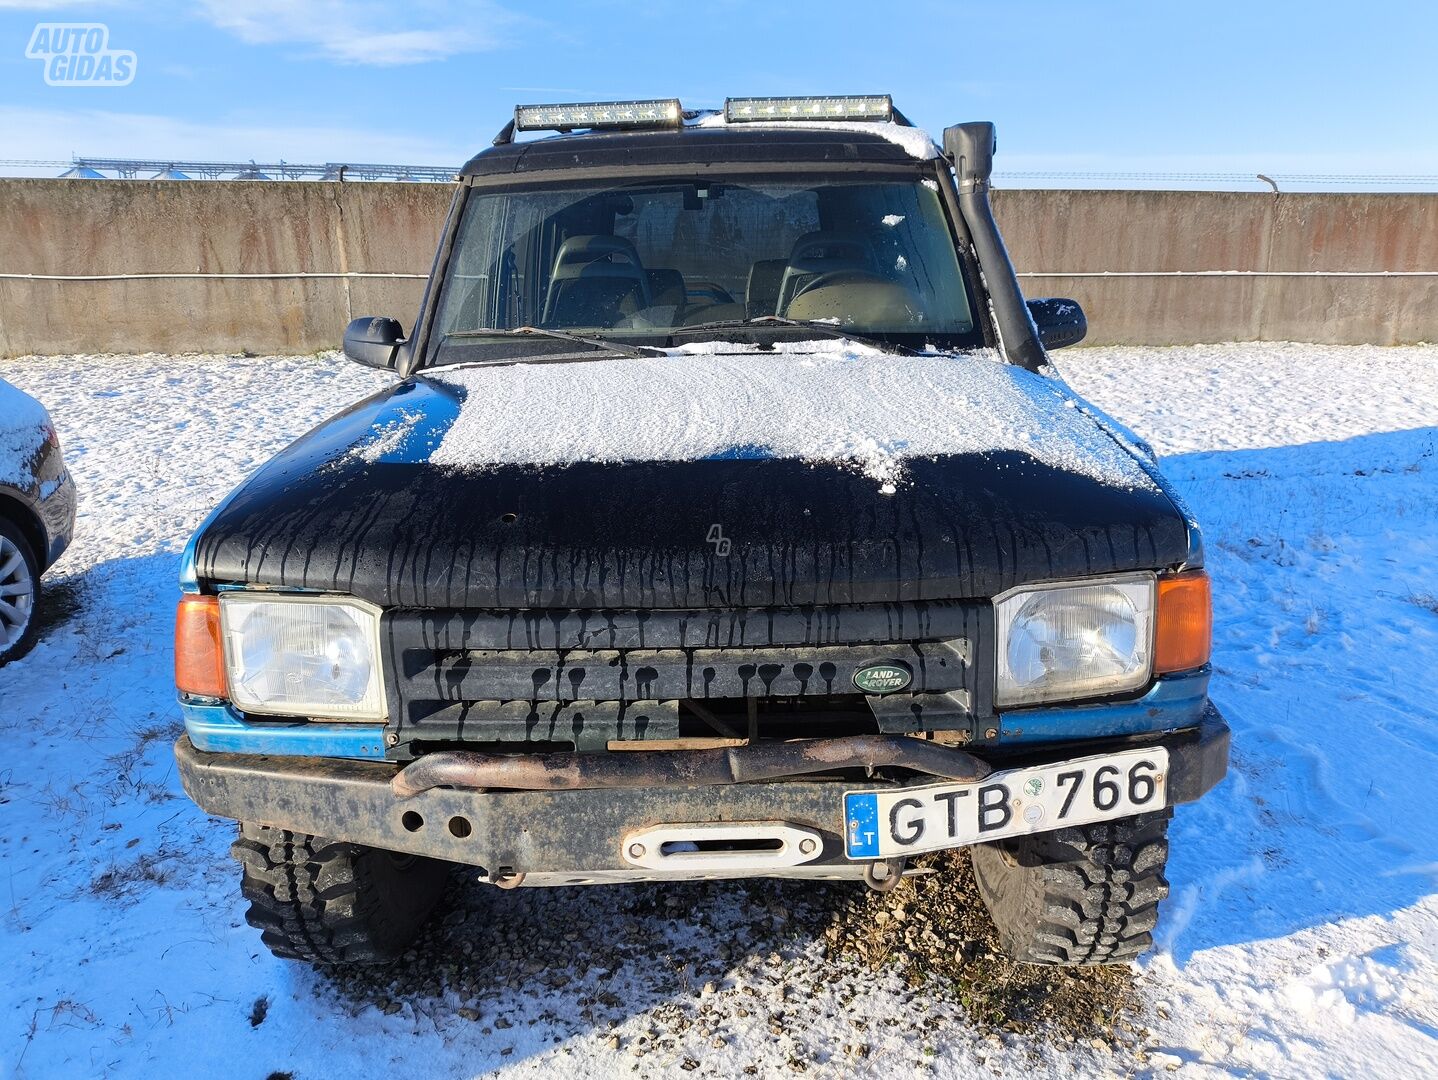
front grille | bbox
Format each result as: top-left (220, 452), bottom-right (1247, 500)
top-left (381, 601), bottom-right (995, 752)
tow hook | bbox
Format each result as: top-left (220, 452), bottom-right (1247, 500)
top-left (484, 869), bottom-right (526, 890)
top-left (862, 857), bottom-right (906, 893)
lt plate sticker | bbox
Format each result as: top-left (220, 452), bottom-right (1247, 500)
top-left (843, 747), bottom-right (1170, 859)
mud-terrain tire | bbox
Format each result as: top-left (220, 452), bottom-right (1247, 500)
top-left (232, 823), bottom-right (450, 965)
top-left (0, 517), bottom-right (41, 668)
top-left (971, 810), bottom-right (1171, 966)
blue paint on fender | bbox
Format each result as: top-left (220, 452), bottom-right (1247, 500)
top-left (704, 443), bottom-right (774, 461)
top-left (998, 668), bottom-right (1211, 744)
top-left (353, 377), bottom-right (463, 465)
top-left (181, 700), bottom-right (388, 760)
top-left (177, 523), bottom-right (207, 594)
top-left (180, 376), bottom-right (463, 594)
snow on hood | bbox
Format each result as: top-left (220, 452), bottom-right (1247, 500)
top-left (0, 378), bottom-right (51, 487)
top-left (692, 113), bottom-right (939, 160)
top-left (425, 343), bottom-right (1157, 495)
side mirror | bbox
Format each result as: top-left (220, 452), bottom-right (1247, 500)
top-left (343, 316), bottom-right (405, 369)
top-left (1026, 298), bottom-right (1087, 351)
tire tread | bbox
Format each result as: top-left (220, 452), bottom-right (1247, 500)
top-left (972, 810), bottom-right (1172, 967)
top-left (231, 822), bottom-right (446, 966)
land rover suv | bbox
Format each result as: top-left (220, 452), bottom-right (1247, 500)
top-left (173, 96), bottom-right (1227, 968)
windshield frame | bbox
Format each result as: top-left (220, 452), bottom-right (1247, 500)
top-left (409, 160), bottom-right (993, 373)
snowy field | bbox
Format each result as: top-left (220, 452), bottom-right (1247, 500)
top-left (2, 342), bottom-right (1437, 1078)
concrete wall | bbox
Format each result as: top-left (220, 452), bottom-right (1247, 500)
top-left (0, 178), bottom-right (451, 356)
top-left (2, 178), bottom-right (1436, 356)
top-left (996, 190), bottom-right (1438, 345)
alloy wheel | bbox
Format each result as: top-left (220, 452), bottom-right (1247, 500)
top-left (0, 535), bottom-right (35, 652)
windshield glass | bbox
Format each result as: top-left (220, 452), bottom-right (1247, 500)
top-left (428, 175), bottom-right (981, 364)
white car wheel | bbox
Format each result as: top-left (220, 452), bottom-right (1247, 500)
top-left (0, 527), bottom-right (39, 663)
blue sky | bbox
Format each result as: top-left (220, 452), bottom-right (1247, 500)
top-left (2, 0), bottom-right (1436, 186)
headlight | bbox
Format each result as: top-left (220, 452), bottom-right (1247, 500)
top-left (218, 594), bottom-right (386, 720)
top-left (994, 573), bottom-right (1155, 707)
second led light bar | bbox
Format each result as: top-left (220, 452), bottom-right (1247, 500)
top-left (724, 95), bottom-right (893, 123)
top-left (514, 99), bottom-right (682, 132)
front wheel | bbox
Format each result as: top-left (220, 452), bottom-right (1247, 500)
top-left (0, 517), bottom-right (40, 667)
top-left (971, 810), bottom-right (1171, 966)
top-left (232, 823), bottom-right (451, 965)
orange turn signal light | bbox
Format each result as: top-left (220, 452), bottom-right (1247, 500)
top-left (1155, 570), bottom-right (1212, 674)
top-left (175, 595), bottom-right (227, 698)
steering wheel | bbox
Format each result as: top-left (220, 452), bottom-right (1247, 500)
top-left (790, 269), bottom-right (891, 302)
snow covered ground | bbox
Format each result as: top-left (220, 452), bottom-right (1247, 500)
top-left (2, 342), bottom-right (1437, 1078)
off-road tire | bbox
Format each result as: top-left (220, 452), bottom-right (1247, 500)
top-left (232, 823), bottom-right (450, 965)
top-left (0, 516), bottom-right (41, 668)
top-left (971, 810), bottom-right (1171, 966)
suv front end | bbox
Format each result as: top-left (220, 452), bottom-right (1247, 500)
top-left (173, 95), bottom-right (1229, 967)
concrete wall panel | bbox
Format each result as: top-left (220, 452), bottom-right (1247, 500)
top-left (2, 178), bottom-right (1435, 356)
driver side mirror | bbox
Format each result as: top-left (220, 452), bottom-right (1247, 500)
top-left (1026, 298), bottom-right (1087, 351)
top-left (343, 316), bottom-right (405, 369)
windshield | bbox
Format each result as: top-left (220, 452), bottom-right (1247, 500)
top-left (427, 175), bottom-right (981, 364)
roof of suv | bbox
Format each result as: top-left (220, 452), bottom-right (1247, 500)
top-left (459, 122), bottom-right (941, 179)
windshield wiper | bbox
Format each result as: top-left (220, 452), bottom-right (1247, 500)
top-left (444, 326), bottom-right (663, 359)
top-left (669, 316), bottom-right (917, 356)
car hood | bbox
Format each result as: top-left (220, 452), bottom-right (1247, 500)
top-left (192, 351), bottom-right (1195, 608)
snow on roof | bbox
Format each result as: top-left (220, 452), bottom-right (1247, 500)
top-left (425, 343), bottom-right (1155, 494)
top-left (692, 112), bottom-right (939, 160)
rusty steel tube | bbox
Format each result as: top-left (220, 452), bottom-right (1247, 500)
top-left (391, 736), bottom-right (991, 798)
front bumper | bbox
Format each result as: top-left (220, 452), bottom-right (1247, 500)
top-left (175, 704), bottom-right (1229, 885)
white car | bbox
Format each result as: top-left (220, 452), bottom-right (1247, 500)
top-left (0, 378), bottom-right (77, 665)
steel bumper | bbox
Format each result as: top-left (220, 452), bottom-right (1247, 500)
top-left (175, 704), bottom-right (1229, 882)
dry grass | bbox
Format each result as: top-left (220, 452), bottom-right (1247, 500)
top-left (1407, 591), bottom-right (1438, 615)
top-left (89, 852), bottom-right (176, 900)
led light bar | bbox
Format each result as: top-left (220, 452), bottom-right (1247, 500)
top-left (514, 99), bottom-right (683, 132)
top-left (724, 95), bottom-right (893, 123)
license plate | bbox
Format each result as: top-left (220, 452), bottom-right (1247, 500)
top-left (843, 747), bottom-right (1169, 859)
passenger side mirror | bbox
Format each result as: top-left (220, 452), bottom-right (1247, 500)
top-left (343, 316), bottom-right (405, 369)
top-left (1026, 298), bottom-right (1087, 351)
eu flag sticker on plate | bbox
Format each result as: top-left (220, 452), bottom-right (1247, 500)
top-left (845, 792), bottom-right (881, 858)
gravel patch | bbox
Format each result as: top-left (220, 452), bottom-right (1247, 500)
top-left (319, 849), bottom-right (1145, 1072)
